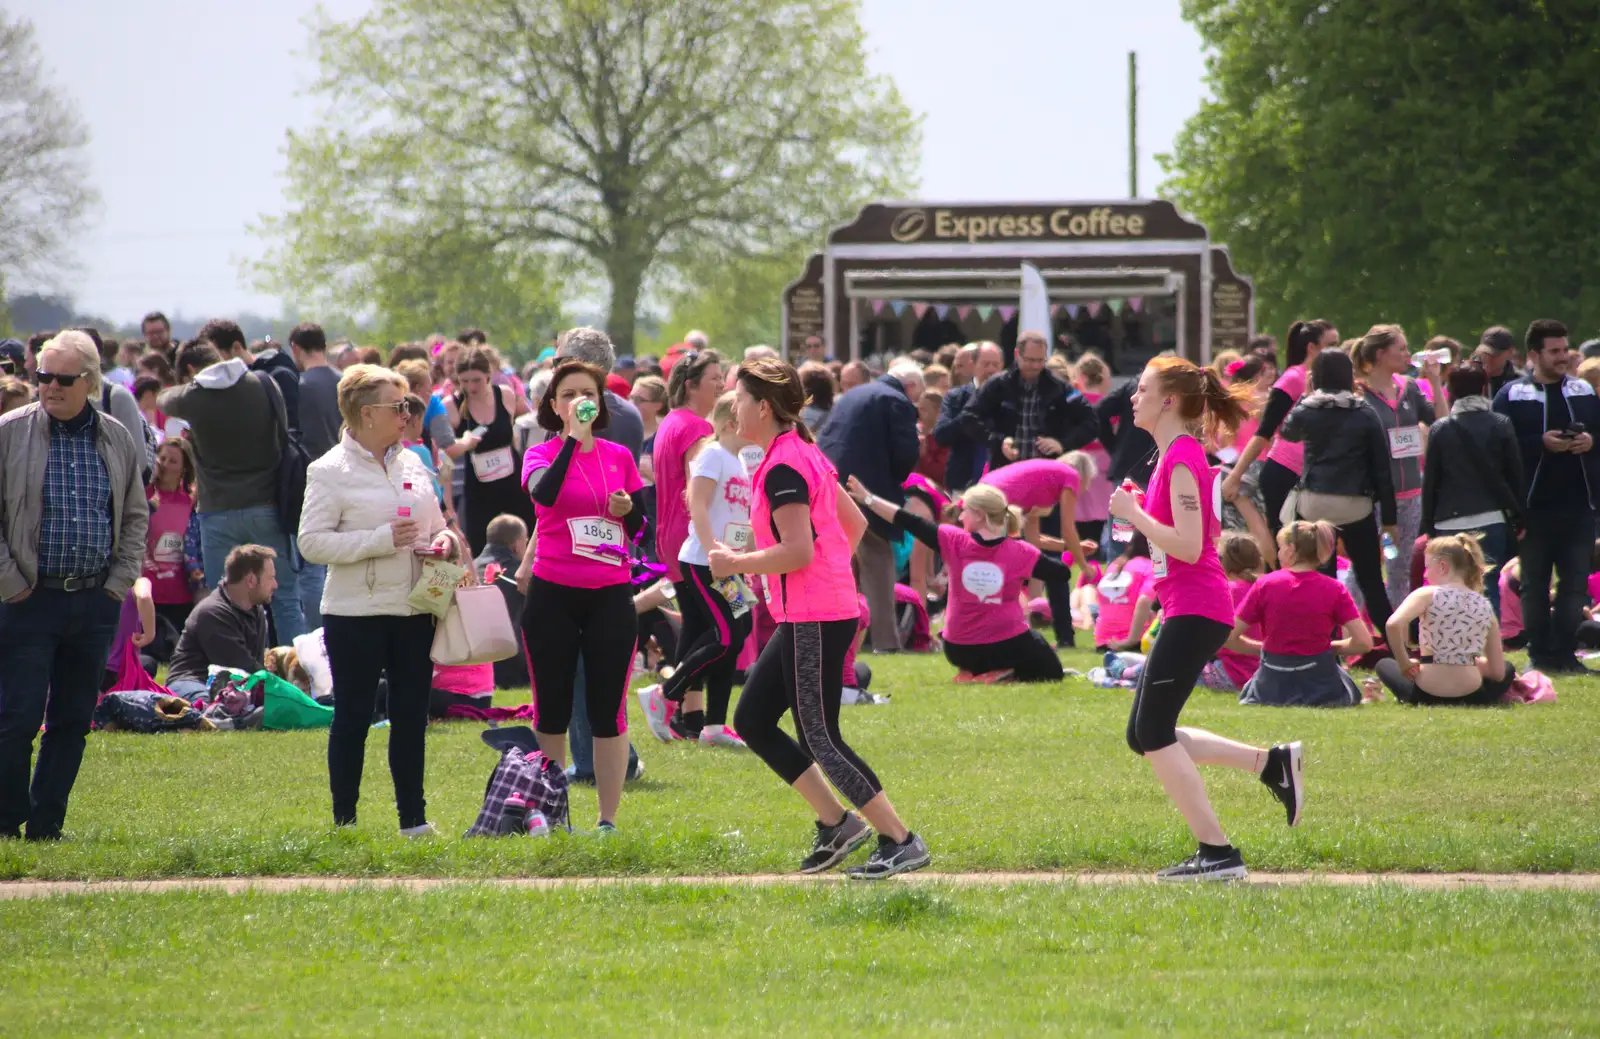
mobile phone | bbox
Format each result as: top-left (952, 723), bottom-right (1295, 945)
top-left (1563, 423), bottom-right (1587, 439)
top-left (413, 545), bottom-right (449, 557)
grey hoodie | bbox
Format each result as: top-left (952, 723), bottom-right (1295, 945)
top-left (158, 359), bottom-right (284, 513)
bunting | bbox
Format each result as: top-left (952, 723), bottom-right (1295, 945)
top-left (1107, 298), bottom-right (1125, 316)
top-left (912, 303), bottom-right (930, 320)
top-left (1065, 303), bottom-right (1081, 318)
top-left (870, 299), bottom-right (887, 315)
top-left (934, 304), bottom-right (950, 320)
top-left (1128, 297), bottom-right (1144, 313)
top-left (956, 305), bottom-right (974, 321)
top-left (997, 305), bottom-right (1017, 322)
top-left (1087, 301), bottom-right (1103, 318)
top-left (890, 301), bottom-right (907, 317)
top-left (1049, 304), bottom-right (1063, 317)
top-left (976, 305), bottom-right (995, 321)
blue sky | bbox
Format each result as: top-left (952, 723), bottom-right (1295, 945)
top-left (14, 0), bottom-right (1206, 322)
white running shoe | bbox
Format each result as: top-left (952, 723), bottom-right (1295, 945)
top-left (398, 822), bottom-right (438, 838)
top-left (637, 684), bottom-right (675, 743)
top-left (698, 724), bottom-right (748, 750)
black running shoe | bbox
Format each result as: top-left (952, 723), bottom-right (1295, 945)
top-left (798, 812), bottom-right (872, 874)
top-left (1156, 846), bottom-right (1248, 882)
top-left (1260, 741), bottom-right (1305, 827)
top-left (846, 832), bottom-right (932, 880)
top-left (668, 710), bottom-right (702, 742)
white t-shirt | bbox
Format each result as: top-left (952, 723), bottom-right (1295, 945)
top-left (679, 442), bottom-right (752, 566)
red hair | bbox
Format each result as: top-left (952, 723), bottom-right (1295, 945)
top-left (1146, 356), bottom-right (1253, 443)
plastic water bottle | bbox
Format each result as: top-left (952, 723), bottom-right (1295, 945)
top-left (1382, 533), bottom-right (1398, 561)
top-left (397, 481), bottom-right (416, 548)
top-left (576, 398), bottom-right (599, 424)
top-left (525, 810), bottom-right (551, 838)
top-left (1111, 480), bottom-right (1138, 542)
top-left (502, 793), bottom-right (529, 835)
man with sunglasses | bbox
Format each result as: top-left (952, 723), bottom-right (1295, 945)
top-left (0, 340), bottom-right (24, 378)
top-left (0, 331), bottom-right (149, 841)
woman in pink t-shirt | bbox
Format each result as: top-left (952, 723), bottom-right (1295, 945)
top-left (652, 351), bottom-right (725, 583)
top-left (851, 479), bottom-right (1067, 683)
top-left (1221, 320), bottom-right (1339, 540)
top-left (709, 357), bottom-right (929, 880)
top-left (1107, 356), bottom-right (1308, 882)
top-left (519, 361), bottom-right (645, 832)
top-left (980, 453), bottom-right (1098, 649)
top-left (1227, 521), bottom-right (1372, 708)
top-left (143, 439), bottom-right (204, 636)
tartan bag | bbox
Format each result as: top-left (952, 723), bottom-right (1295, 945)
top-left (464, 748), bottom-right (570, 836)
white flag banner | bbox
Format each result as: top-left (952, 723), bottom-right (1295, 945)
top-left (1019, 262), bottom-right (1052, 342)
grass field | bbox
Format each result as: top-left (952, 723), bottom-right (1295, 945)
top-left (1, 648), bottom-right (1596, 880)
top-left (3, 883), bottom-right (1598, 1036)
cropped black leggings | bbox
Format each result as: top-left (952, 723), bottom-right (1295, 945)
top-left (663, 563), bottom-right (750, 726)
top-left (1258, 459), bottom-right (1298, 541)
top-left (734, 619), bottom-right (884, 809)
top-left (1126, 615), bottom-right (1232, 755)
top-left (943, 630), bottom-right (1063, 682)
top-left (1376, 658), bottom-right (1516, 706)
top-left (523, 576), bottom-right (637, 738)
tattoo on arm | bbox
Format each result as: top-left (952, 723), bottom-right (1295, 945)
top-left (1178, 493), bottom-right (1200, 513)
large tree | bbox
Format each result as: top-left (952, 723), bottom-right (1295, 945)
top-left (255, 0), bottom-right (919, 351)
top-left (1161, 1), bottom-right (1600, 342)
top-left (0, 13), bottom-right (98, 319)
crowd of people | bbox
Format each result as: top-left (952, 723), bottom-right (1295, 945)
top-left (0, 311), bottom-right (1586, 882)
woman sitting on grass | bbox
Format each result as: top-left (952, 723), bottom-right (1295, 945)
top-left (848, 477), bottom-right (1067, 683)
top-left (1227, 520), bottom-right (1372, 708)
top-left (1372, 535), bottom-right (1516, 706)
top-left (1094, 535), bottom-right (1155, 652)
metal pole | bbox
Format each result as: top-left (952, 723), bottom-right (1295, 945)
top-left (1129, 51), bottom-right (1138, 197)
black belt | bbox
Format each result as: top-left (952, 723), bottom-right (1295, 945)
top-left (36, 570), bottom-right (109, 592)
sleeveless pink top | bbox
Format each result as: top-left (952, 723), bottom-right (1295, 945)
top-left (751, 430), bottom-right (859, 624)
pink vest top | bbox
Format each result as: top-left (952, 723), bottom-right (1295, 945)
top-left (751, 430), bottom-right (860, 623)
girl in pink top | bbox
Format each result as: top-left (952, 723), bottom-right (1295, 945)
top-left (1073, 354), bottom-right (1115, 544)
top-left (1094, 546), bottom-right (1156, 650)
top-left (1107, 356), bottom-right (1308, 882)
top-left (1221, 320), bottom-right (1339, 539)
top-left (652, 351), bottom-right (725, 583)
top-left (519, 361), bottom-right (646, 832)
top-left (143, 439), bottom-right (204, 634)
top-left (709, 357), bottom-right (929, 880)
top-left (851, 479), bottom-right (1067, 683)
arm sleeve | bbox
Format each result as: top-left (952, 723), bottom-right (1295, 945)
top-left (1256, 388), bottom-right (1296, 440)
top-left (1277, 401), bottom-right (1307, 443)
top-left (1414, 382), bottom-right (1436, 425)
top-left (529, 437), bottom-right (578, 508)
top-left (890, 507), bottom-right (941, 549)
top-left (1368, 413), bottom-right (1398, 525)
top-left (1030, 553), bottom-right (1074, 583)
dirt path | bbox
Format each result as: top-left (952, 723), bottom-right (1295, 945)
top-left (4, 871), bottom-right (1600, 900)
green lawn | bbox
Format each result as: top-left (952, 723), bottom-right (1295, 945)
top-left (2, 648), bottom-right (1596, 880)
top-left (3, 883), bottom-right (1597, 1036)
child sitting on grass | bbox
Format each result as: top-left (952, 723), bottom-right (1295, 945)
top-left (1228, 521), bottom-right (1372, 707)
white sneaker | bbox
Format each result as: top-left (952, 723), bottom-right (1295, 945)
top-left (637, 684), bottom-right (675, 743)
top-left (399, 822), bottom-right (437, 838)
top-left (698, 724), bottom-right (748, 750)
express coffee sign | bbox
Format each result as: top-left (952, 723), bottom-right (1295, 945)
top-left (834, 200), bottom-right (1205, 246)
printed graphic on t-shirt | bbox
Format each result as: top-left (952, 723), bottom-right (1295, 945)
top-left (960, 561), bottom-right (1006, 603)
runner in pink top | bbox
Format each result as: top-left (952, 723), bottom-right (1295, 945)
top-left (652, 351), bottom-right (725, 581)
top-left (519, 360), bottom-right (648, 831)
top-left (852, 478), bottom-right (1068, 682)
top-left (1108, 356), bottom-right (1307, 882)
top-left (710, 357), bottom-right (929, 880)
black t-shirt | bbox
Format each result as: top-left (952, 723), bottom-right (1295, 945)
top-left (1531, 379), bottom-right (1588, 509)
top-left (762, 463), bottom-right (811, 540)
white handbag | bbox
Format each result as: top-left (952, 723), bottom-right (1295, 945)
top-left (431, 582), bottom-right (519, 666)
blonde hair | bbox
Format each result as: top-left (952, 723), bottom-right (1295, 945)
top-left (336, 363), bottom-right (408, 430)
top-left (1426, 533), bottom-right (1488, 593)
top-left (960, 483), bottom-right (1023, 537)
top-left (1217, 531), bottom-right (1264, 581)
top-left (1059, 449), bottom-right (1098, 487)
top-left (1210, 349), bottom-right (1242, 379)
top-left (1073, 352), bottom-right (1109, 387)
top-left (1577, 357), bottom-right (1600, 394)
top-left (1278, 520), bottom-right (1337, 566)
top-left (39, 330), bottom-right (103, 397)
top-left (1352, 323), bottom-right (1405, 376)
top-left (394, 358), bottom-right (433, 397)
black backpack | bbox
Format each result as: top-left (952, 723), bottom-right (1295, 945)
top-left (252, 372), bottom-right (312, 533)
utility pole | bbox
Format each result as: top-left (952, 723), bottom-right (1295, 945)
top-left (1128, 51), bottom-right (1139, 197)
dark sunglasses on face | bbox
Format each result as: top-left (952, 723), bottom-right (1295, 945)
top-left (0, 360), bottom-right (14, 374)
top-left (37, 371), bottom-right (82, 387)
top-left (365, 400), bottom-right (407, 414)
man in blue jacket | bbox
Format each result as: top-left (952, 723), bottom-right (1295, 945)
top-left (932, 342), bottom-right (1003, 491)
top-left (959, 331), bottom-right (1098, 471)
top-left (1492, 318), bottom-right (1600, 673)
top-left (818, 364), bottom-right (923, 652)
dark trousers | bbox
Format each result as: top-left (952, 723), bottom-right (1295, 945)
top-left (1318, 514), bottom-right (1393, 637)
top-left (1520, 507), bottom-right (1596, 664)
top-left (324, 612), bottom-right (436, 829)
top-left (944, 630), bottom-right (1064, 682)
top-left (1259, 459), bottom-right (1298, 541)
top-left (663, 563), bottom-right (751, 726)
top-left (0, 587), bottom-right (122, 839)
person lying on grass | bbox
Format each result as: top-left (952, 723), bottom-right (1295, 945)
top-left (848, 477), bottom-right (1066, 684)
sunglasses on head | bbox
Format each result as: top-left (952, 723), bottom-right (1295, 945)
top-left (37, 371), bottom-right (82, 387)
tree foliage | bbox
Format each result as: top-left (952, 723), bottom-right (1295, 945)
top-left (254, 0), bottom-right (919, 352)
top-left (1161, 1), bottom-right (1600, 341)
top-left (0, 13), bottom-right (98, 291)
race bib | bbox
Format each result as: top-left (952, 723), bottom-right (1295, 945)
top-left (470, 445), bottom-right (516, 482)
top-left (960, 561), bottom-right (1006, 603)
top-left (1151, 544), bottom-right (1168, 579)
top-left (722, 521), bottom-right (754, 550)
top-left (739, 445), bottom-right (765, 473)
top-left (154, 531), bottom-right (184, 562)
top-left (568, 516), bottom-right (625, 565)
top-left (1388, 426), bottom-right (1423, 459)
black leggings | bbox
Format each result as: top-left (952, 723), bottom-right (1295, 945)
top-left (944, 630), bottom-right (1063, 682)
top-left (1126, 615), bottom-right (1232, 754)
top-left (1258, 459), bottom-right (1298, 541)
top-left (324, 612), bottom-right (436, 828)
top-left (523, 576), bottom-right (638, 738)
top-left (733, 619), bottom-right (884, 809)
top-left (1376, 658), bottom-right (1516, 706)
top-left (663, 563), bottom-right (751, 726)
top-left (1316, 514), bottom-right (1393, 636)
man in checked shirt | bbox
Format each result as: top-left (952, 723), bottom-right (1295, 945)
top-left (0, 330), bottom-right (147, 841)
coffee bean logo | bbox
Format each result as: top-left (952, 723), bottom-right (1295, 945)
top-left (889, 208), bottom-right (928, 243)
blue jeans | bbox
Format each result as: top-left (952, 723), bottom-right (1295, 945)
top-left (567, 659), bottom-right (639, 780)
top-left (168, 679), bottom-right (210, 700)
top-left (200, 506), bottom-right (304, 644)
top-left (0, 587), bottom-right (122, 838)
top-left (298, 555), bottom-right (326, 632)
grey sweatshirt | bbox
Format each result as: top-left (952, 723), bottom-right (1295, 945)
top-left (158, 359), bottom-right (284, 513)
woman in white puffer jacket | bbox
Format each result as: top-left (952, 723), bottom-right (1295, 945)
top-left (299, 364), bottom-right (459, 836)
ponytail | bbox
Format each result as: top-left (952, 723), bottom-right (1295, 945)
top-left (1197, 365), bottom-right (1253, 443)
top-left (1285, 319), bottom-right (1332, 368)
top-left (1060, 449), bottom-right (1098, 487)
top-left (1279, 519), bottom-right (1336, 566)
top-left (1005, 505), bottom-right (1024, 538)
